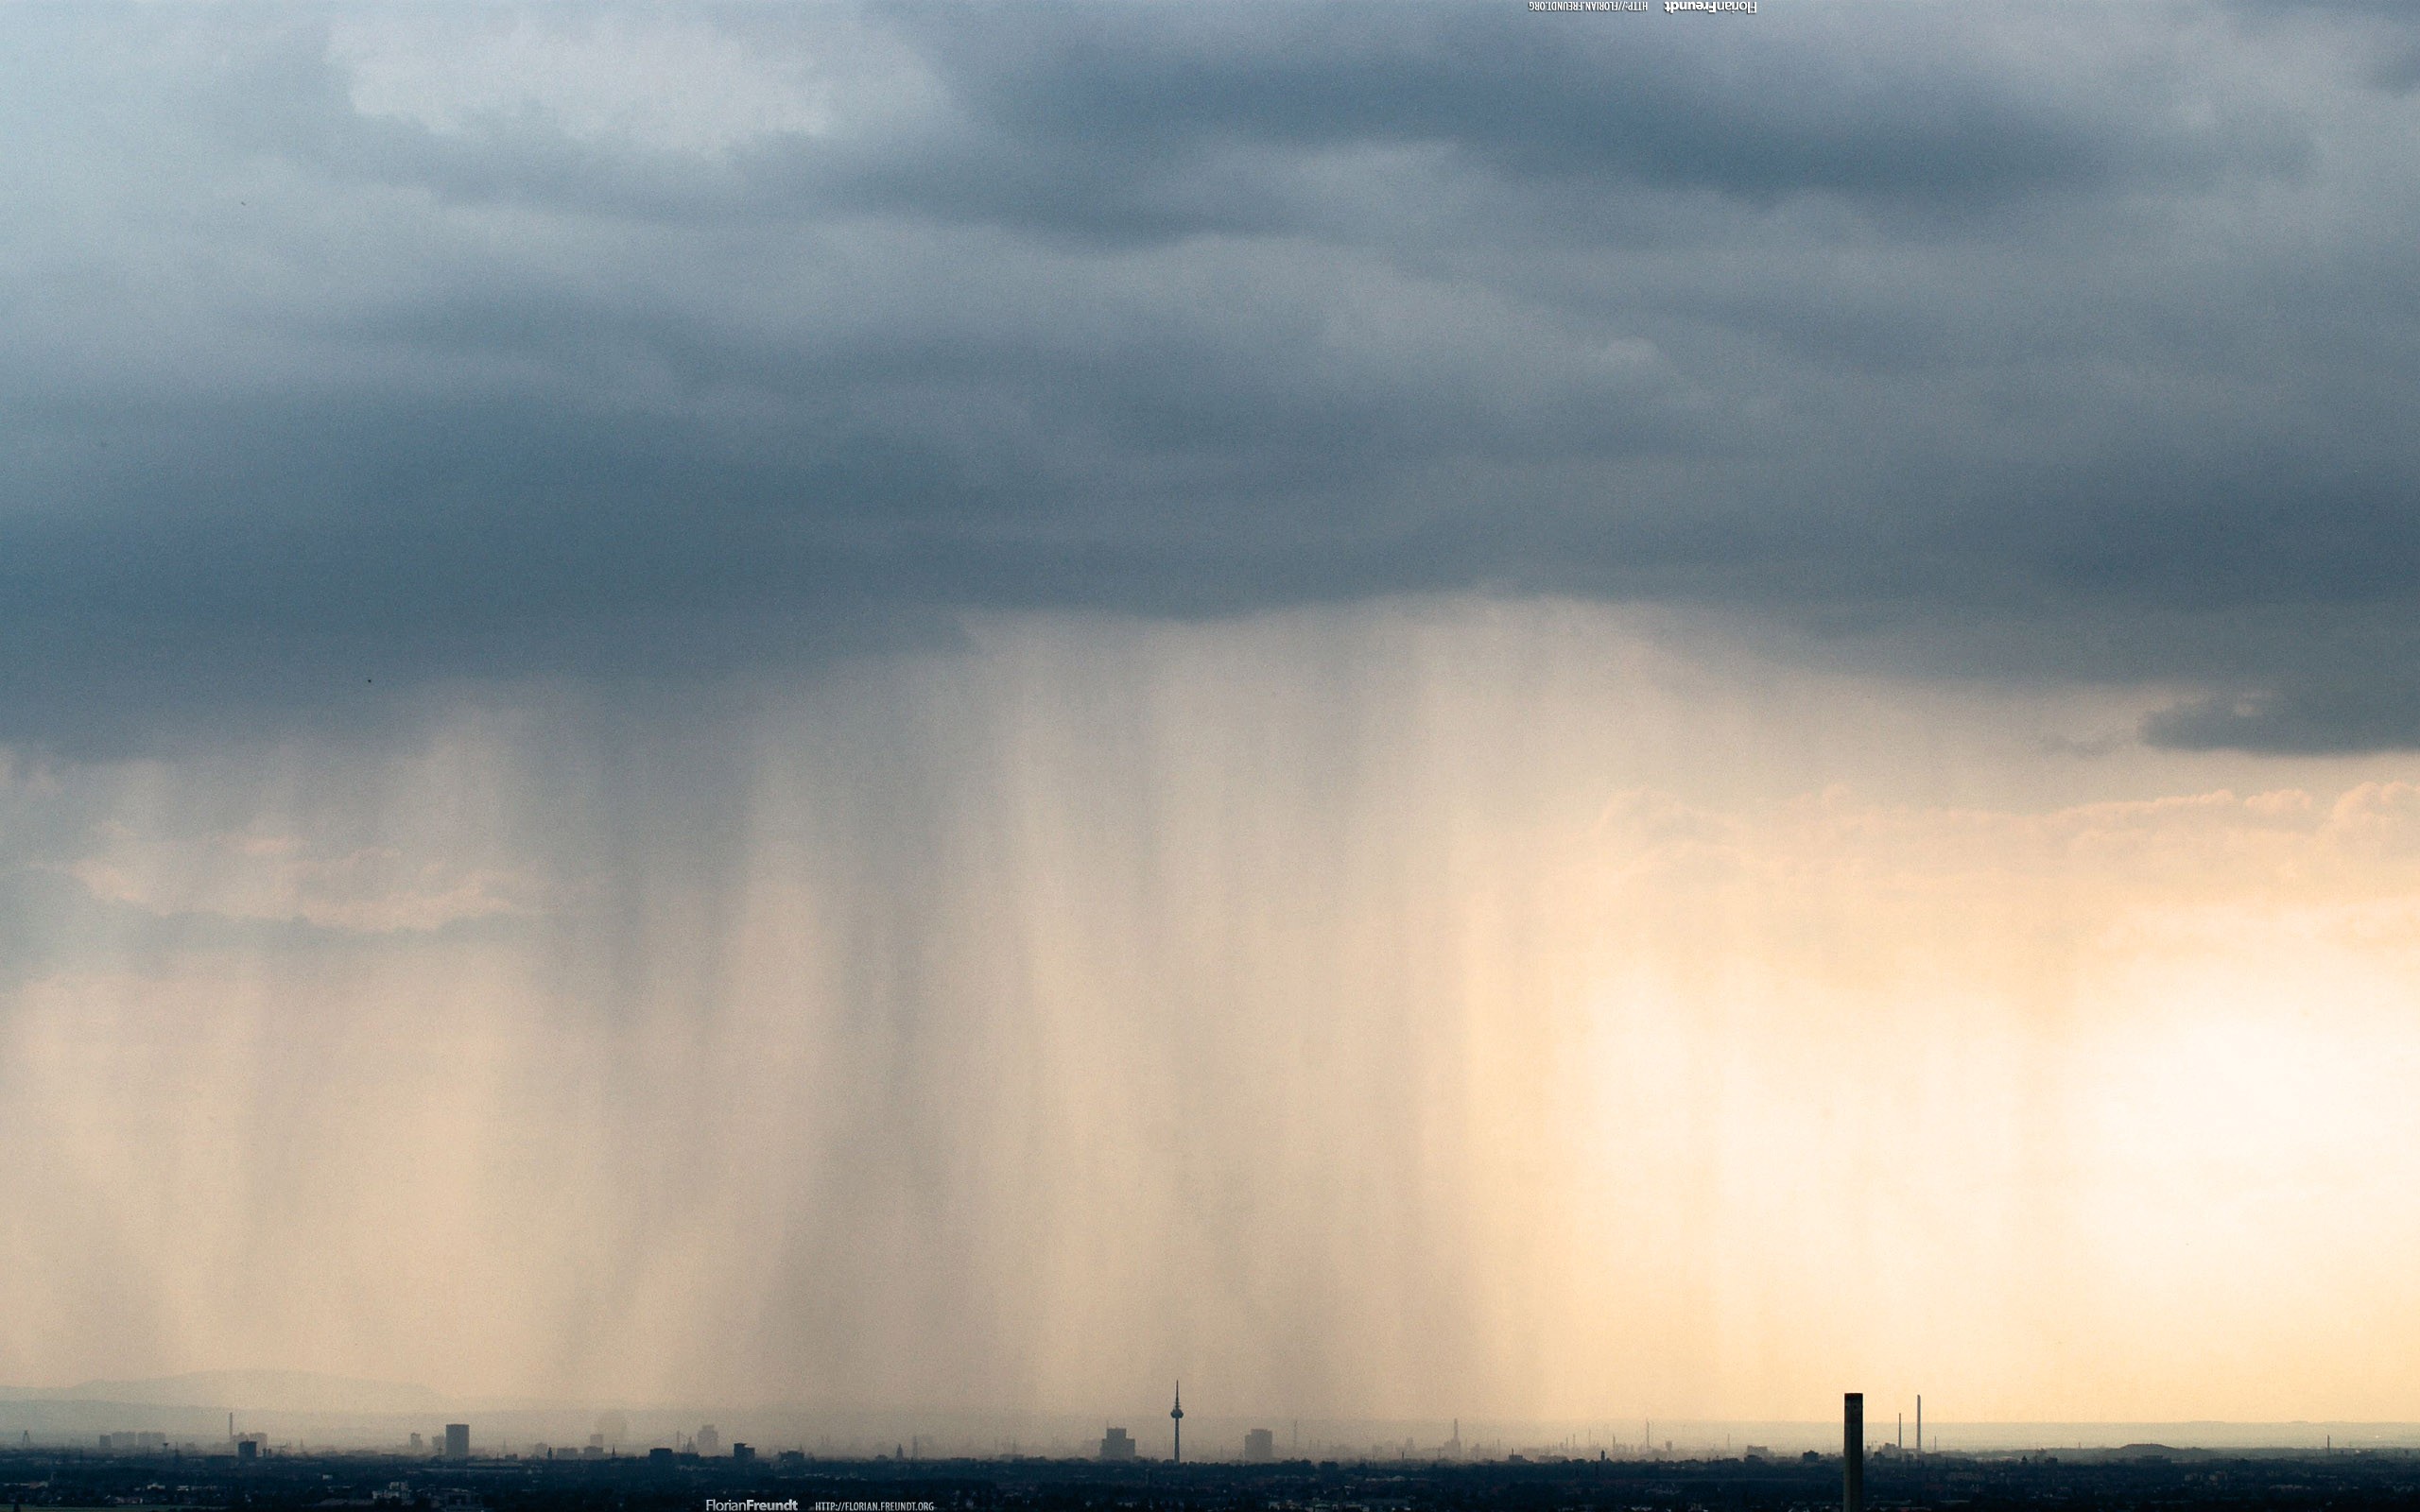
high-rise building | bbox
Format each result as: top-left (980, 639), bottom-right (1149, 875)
top-left (444, 1424), bottom-right (470, 1461)
top-left (101, 1432), bottom-right (167, 1453)
top-left (1099, 1428), bottom-right (1136, 1462)
top-left (697, 1425), bottom-right (721, 1457)
top-left (1244, 1429), bottom-right (1275, 1464)
top-left (1842, 1395), bottom-right (1863, 1512)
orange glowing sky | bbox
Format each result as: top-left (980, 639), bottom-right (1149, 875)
top-left (6, 604), bottom-right (2418, 1421)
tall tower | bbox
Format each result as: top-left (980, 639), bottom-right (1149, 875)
top-left (1842, 1395), bottom-right (1863, 1512)
top-left (1170, 1383), bottom-right (1184, 1465)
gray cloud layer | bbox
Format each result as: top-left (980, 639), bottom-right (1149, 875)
top-left (5, 2), bottom-right (2418, 751)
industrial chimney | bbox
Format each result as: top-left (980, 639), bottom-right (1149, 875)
top-left (1843, 1395), bottom-right (1863, 1512)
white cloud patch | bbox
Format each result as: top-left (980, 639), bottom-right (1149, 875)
top-left (62, 823), bottom-right (546, 935)
top-left (330, 12), bottom-right (841, 153)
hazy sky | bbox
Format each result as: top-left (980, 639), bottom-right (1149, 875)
top-left (5, 3), bottom-right (2420, 1426)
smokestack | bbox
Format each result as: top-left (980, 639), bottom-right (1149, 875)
top-left (1843, 1394), bottom-right (1864, 1512)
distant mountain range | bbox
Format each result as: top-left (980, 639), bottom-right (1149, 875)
top-left (0, 1369), bottom-right (445, 1415)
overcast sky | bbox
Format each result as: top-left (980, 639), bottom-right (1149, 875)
top-left (9, 4), bottom-right (2420, 1428)
top-left (6, 2), bottom-right (2419, 753)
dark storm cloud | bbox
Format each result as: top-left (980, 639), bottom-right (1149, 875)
top-left (890, 7), bottom-right (2128, 214)
top-left (2145, 681), bottom-right (2420, 754)
top-left (3, 2), bottom-right (2419, 751)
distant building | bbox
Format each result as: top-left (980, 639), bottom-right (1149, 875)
top-left (409, 1434), bottom-right (424, 1452)
top-left (236, 1439), bottom-right (259, 1461)
top-left (648, 1447), bottom-right (675, 1463)
top-left (444, 1424), bottom-right (471, 1460)
top-left (101, 1432), bottom-right (167, 1453)
top-left (697, 1426), bottom-right (720, 1456)
top-left (732, 1444), bottom-right (756, 1464)
top-left (1244, 1429), bottom-right (1275, 1464)
top-left (1099, 1428), bottom-right (1136, 1462)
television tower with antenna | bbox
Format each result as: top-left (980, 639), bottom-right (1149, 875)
top-left (1169, 1383), bottom-right (1184, 1464)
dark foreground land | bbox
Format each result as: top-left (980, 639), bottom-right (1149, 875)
top-left (9, 1448), bottom-right (2420, 1512)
